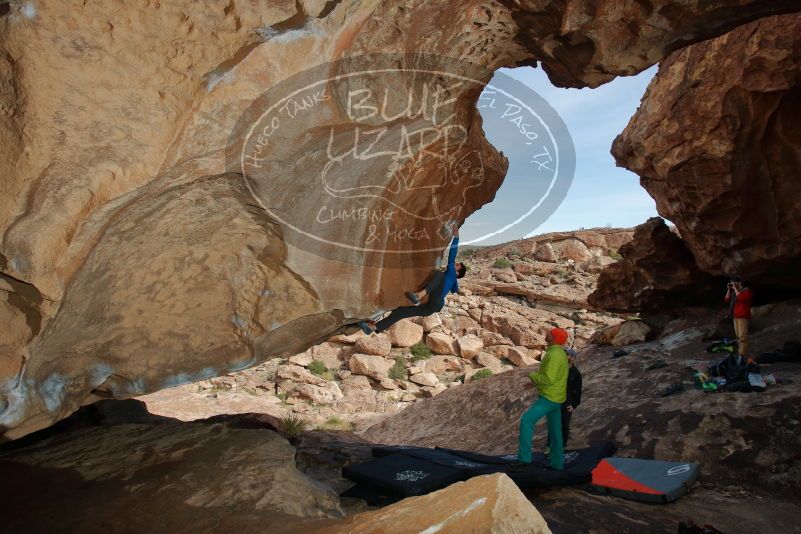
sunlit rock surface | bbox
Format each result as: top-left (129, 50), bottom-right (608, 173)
top-left (2, 1), bottom-right (800, 438)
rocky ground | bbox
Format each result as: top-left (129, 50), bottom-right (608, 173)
top-left (0, 404), bottom-right (549, 533)
top-left (139, 229), bottom-right (631, 429)
top-left (364, 300), bottom-right (801, 533)
top-left (4, 298), bottom-right (799, 533)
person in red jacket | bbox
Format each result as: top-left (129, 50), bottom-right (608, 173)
top-left (724, 276), bottom-right (753, 361)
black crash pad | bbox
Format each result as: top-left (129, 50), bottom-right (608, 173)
top-left (342, 452), bottom-right (466, 497)
top-left (343, 442), bottom-right (616, 499)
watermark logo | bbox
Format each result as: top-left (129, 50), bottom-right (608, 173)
top-left (225, 54), bottom-right (573, 267)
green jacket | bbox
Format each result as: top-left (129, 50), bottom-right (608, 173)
top-left (528, 344), bottom-right (569, 403)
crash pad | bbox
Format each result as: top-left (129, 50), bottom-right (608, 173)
top-left (590, 457), bottom-right (699, 503)
top-left (342, 442), bottom-right (616, 499)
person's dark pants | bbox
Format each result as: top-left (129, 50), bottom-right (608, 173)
top-left (375, 272), bottom-right (445, 333)
top-left (561, 406), bottom-right (572, 446)
top-left (548, 405), bottom-right (573, 448)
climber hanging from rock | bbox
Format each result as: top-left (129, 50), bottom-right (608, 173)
top-left (358, 221), bottom-right (467, 335)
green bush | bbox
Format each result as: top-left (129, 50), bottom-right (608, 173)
top-left (308, 360), bottom-right (327, 375)
top-left (472, 369), bottom-right (494, 381)
top-left (307, 361), bottom-right (333, 380)
top-left (388, 357), bottom-right (407, 380)
top-left (508, 247), bottom-right (520, 257)
top-left (492, 257), bottom-right (512, 269)
top-left (410, 342), bottom-right (432, 361)
top-left (278, 413), bottom-right (308, 439)
top-left (609, 249), bottom-right (623, 261)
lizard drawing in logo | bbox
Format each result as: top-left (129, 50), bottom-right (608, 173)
top-left (320, 122), bottom-right (486, 232)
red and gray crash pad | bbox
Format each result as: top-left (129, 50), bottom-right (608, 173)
top-left (341, 442), bottom-right (616, 502)
top-left (589, 457), bottom-right (699, 503)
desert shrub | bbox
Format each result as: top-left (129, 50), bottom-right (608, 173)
top-left (493, 257), bottom-right (512, 269)
top-left (308, 360), bottom-right (333, 380)
top-left (508, 247), bottom-right (520, 257)
top-left (388, 357), bottom-right (407, 380)
top-left (308, 360), bottom-right (327, 375)
top-left (317, 416), bottom-right (353, 431)
top-left (472, 369), bottom-right (494, 381)
top-left (410, 342), bottom-right (432, 361)
top-left (278, 413), bottom-right (308, 439)
top-left (609, 249), bottom-right (623, 261)
top-left (275, 392), bottom-right (289, 404)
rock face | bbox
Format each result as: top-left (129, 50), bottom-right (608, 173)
top-left (0, 419), bottom-right (344, 534)
top-left (0, 1), bottom-right (511, 439)
top-left (612, 14), bottom-right (801, 292)
top-left (589, 218), bottom-right (721, 313)
top-left (314, 473), bottom-right (551, 534)
top-left (501, 0), bottom-right (801, 88)
top-left (2, 1), bottom-right (800, 439)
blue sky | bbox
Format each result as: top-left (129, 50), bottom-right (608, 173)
top-left (462, 65), bottom-right (659, 245)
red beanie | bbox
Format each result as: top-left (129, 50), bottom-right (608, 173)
top-left (550, 328), bottom-right (568, 346)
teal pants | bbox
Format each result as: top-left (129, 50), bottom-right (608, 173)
top-left (517, 396), bottom-right (564, 469)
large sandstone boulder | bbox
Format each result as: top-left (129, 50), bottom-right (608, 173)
top-left (550, 238), bottom-right (593, 262)
top-left (503, 346), bottom-right (538, 367)
top-left (307, 342), bottom-right (349, 371)
top-left (423, 355), bottom-right (464, 375)
top-left (348, 354), bottom-right (392, 382)
top-left (314, 473), bottom-right (551, 533)
top-left (288, 353), bottom-right (314, 367)
top-left (481, 310), bottom-right (547, 349)
top-left (417, 314), bottom-right (444, 333)
top-left (457, 334), bottom-right (484, 359)
top-left (1, 0), bottom-right (798, 439)
top-left (409, 372), bottom-right (439, 387)
top-left (354, 334), bottom-right (392, 357)
top-left (291, 382), bottom-right (344, 404)
top-left (276, 365), bottom-right (330, 388)
top-left (426, 332), bottom-right (458, 355)
top-left (386, 320), bottom-right (424, 348)
top-left (475, 352), bottom-right (504, 373)
top-left (611, 321), bottom-right (651, 347)
top-left (612, 14), bottom-right (801, 292)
